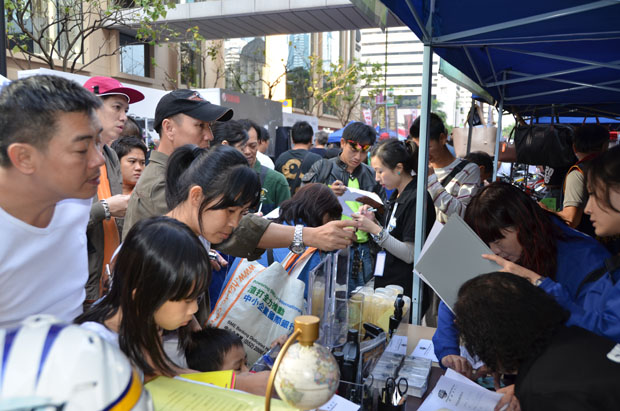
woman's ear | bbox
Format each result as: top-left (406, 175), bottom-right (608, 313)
top-left (189, 185), bottom-right (203, 208)
top-left (394, 163), bottom-right (404, 175)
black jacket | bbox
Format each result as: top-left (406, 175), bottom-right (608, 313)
top-left (302, 155), bottom-right (386, 202)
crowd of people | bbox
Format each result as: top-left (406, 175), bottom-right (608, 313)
top-left (1, 74), bottom-right (619, 410)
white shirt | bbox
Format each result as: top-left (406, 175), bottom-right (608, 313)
top-left (256, 151), bottom-right (274, 169)
top-left (0, 198), bottom-right (91, 329)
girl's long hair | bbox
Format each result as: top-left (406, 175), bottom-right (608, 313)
top-left (76, 216), bottom-right (211, 376)
top-left (165, 144), bottom-right (261, 235)
top-left (464, 182), bottom-right (560, 279)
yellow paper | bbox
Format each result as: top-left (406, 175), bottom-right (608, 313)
top-left (179, 371), bottom-right (235, 389)
top-left (145, 376), bottom-right (295, 411)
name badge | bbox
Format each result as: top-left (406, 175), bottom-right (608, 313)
top-left (374, 251), bottom-right (386, 277)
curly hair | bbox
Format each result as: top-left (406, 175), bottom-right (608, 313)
top-left (464, 182), bottom-right (561, 279)
top-left (454, 272), bottom-right (569, 374)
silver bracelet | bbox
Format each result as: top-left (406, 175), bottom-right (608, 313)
top-left (100, 199), bottom-right (111, 220)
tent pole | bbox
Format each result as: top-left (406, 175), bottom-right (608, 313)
top-left (493, 73), bottom-right (506, 179)
top-left (412, 44), bottom-right (433, 325)
top-left (493, 101), bottom-right (503, 179)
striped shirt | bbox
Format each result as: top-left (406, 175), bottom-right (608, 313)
top-left (427, 158), bottom-right (481, 223)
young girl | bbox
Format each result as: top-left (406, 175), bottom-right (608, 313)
top-left (185, 327), bottom-right (248, 373)
top-left (76, 216), bottom-right (211, 378)
top-left (484, 145), bottom-right (620, 343)
top-left (353, 139), bottom-right (436, 299)
top-left (164, 144), bottom-right (261, 318)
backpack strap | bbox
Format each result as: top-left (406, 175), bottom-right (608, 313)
top-left (440, 159), bottom-right (470, 187)
top-left (316, 159), bottom-right (334, 184)
top-left (576, 254), bottom-right (620, 295)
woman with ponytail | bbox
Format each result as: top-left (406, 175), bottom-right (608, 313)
top-left (353, 139), bottom-right (436, 298)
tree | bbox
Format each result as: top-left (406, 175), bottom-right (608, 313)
top-left (288, 55), bottom-right (384, 126)
top-left (4, 0), bottom-right (180, 73)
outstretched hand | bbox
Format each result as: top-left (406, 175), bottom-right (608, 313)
top-left (482, 254), bottom-right (543, 285)
top-left (304, 220), bottom-right (356, 251)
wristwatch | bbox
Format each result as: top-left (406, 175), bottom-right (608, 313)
top-left (289, 224), bottom-right (305, 254)
top-left (100, 199), bottom-right (111, 220)
top-left (371, 228), bottom-right (389, 244)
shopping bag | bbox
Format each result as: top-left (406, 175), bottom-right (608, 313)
top-left (207, 248), bottom-right (316, 364)
top-left (452, 126), bottom-right (498, 158)
top-left (452, 103), bottom-right (498, 158)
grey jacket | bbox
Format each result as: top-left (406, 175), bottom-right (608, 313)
top-left (86, 145), bottom-right (123, 302)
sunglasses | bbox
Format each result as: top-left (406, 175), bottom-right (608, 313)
top-left (346, 140), bottom-right (372, 153)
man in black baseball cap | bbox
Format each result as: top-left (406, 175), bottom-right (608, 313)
top-left (123, 89), bottom-right (233, 238)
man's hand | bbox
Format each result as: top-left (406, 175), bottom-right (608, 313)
top-left (106, 194), bottom-right (130, 218)
top-left (441, 355), bottom-right (473, 379)
top-left (304, 220), bottom-right (356, 251)
top-left (330, 180), bottom-right (347, 196)
top-left (495, 384), bottom-right (520, 411)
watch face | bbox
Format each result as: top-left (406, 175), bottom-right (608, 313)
top-left (290, 244), bottom-right (305, 254)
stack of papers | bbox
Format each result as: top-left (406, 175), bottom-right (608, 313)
top-left (418, 369), bottom-right (503, 411)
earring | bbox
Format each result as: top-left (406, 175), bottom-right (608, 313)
top-left (397, 171), bottom-right (401, 175)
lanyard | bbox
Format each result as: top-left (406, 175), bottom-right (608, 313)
top-left (384, 202), bottom-right (399, 233)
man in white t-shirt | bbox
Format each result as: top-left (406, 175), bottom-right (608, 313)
top-left (411, 113), bottom-right (481, 224)
top-left (0, 75), bottom-right (104, 328)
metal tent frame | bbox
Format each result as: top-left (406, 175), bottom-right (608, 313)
top-left (379, 0), bottom-right (620, 324)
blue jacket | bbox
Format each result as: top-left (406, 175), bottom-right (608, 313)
top-left (433, 219), bottom-right (613, 363)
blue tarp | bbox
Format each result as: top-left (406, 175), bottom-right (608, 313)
top-left (328, 121), bottom-right (356, 143)
top-left (379, 0), bottom-right (620, 119)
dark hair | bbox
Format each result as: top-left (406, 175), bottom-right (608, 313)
top-left (587, 144), bottom-right (620, 214)
top-left (291, 121), bottom-right (314, 144)
top-left (409, 113), bottom-right (446, 141)
top-left (111, 136), bottom-right (147, 160)
top-left (212, 120), bottom-right (249, 147)
top-left (454, 272), bottom-right (569, 374)
top-left (371, 139), bottom-right (418, 174)
top-left (75, 216), bottom-right (210, 376)
top-left (237, 119), bottom-right (261, 139)
top-left (342, 122), bottom-right (376, 145)
top-left (573, 124), bottom-right (609, 154)
top-left (464, 151), bottom-right (493, 173)
top-left (120, 116), bottom-right (144, 140)
top-left (185, 327), bottom-right (244, 372)
top-left (258, 126), bottom-right (270, 143)
top-left (275, 183), bottom-right (342, 227)
top-left (315, 130), bottom-right (329, 146)
top-left (464, 182), bottom-right (559, 279)
top-left (0, 75), bottom-right (102, 167)
top-left (165, 144), bottom-right (261, 233)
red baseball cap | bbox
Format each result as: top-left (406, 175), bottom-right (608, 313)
top-left (83, 76), bottom-right (144, 104)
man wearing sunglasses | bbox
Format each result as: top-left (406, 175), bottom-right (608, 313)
top-left (303, 122), bottom-right (386, 290)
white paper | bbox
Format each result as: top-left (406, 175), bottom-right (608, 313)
top-left (418, 375), bottom-right (503, 411)
top-left (385, 335), bottom-right (408, 355)
top-left (444, 368), bottom-right (481, 389)
top-left (411, 339), bottom-right (439, 362)
top-left (460, 345), bottom-right (485, 370)
top-left (264, 207), bottom-right (280, 219)
top-left (338, 187), bottom-right (383, 217)
top-left (413, 221), bottom-right (444, 279)
top-left (374, 251), bottom-right (386, 277)
top-left (314, 394), bottom-right (360, 411)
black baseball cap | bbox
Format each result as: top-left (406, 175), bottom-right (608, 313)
top-left (154, 89), bottom-right (233, 134)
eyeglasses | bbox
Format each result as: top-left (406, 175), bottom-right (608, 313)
top-left (346, 140), bottom-right (372, 153)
